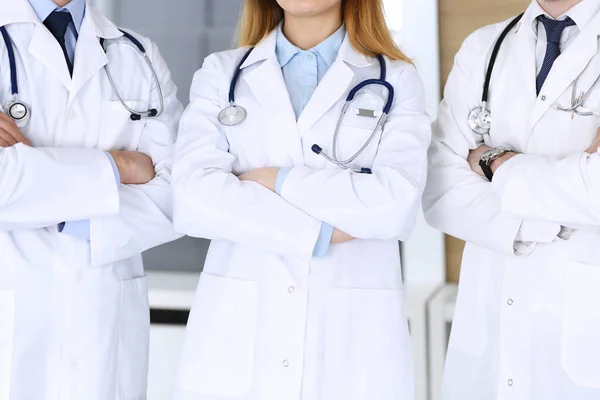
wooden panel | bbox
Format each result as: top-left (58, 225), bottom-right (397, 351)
top-left (439, 0), bottom-right (530, 282)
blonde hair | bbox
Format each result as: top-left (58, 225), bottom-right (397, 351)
top-left (238, 0), bottom-right (412, 63)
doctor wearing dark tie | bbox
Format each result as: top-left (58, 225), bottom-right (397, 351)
top-left (0, 0), bottom-right (183, 399)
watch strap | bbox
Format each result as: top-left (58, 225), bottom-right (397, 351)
top-left (479, 158), bottom-right (494, 181)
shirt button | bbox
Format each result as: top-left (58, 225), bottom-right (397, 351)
top-left (288, 286), bottom-right (295, 294)
top-left (282, 360), bottom-right (290, 368)
top-left (541, 95), bottom-right (547, 101)
top-left (508, 379), bottom-right (514, 387)
top-left (304, 55), bottom-right (312, 61)
top-left (507, 299), bottom-right (514, 306)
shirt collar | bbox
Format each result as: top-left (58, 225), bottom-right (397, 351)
top-left (28, 0), bottom-right (86, 33)
top-left (529, 0), bottom-right (600, 38)
top-left (275, 23), bottom-right (346, 68)
top-left (313, 24), bottom-right (346, 66)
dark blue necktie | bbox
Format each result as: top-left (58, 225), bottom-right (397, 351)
top-left (44, 10), bottom-right (74, 76)
top-left (536, 15), bottom-right (576, 95)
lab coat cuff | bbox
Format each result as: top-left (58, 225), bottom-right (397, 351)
top-left (276, 167), bottom-right (292, 195)
top-left (515, 220), bottom-right (561, 243)
top-left (313, 222), bottom-right (334, 258)
top-left (104, 152), bottom-right (120, 190)
top-left (58, 219), bottom-right (91, 240)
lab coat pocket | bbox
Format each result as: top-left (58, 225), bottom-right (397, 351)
top-left (560, 261), bottom-right (600, 389)
top-left (117, 276), bottom-right (150, 399)
top-left (175, 273), bottom-right (258, 397)
top-left (0, 290), bottom-right (15, 400)
top-left (99, 101), bottom-right (147, 151)
top-left (322, 288), bottom-right (413, 399)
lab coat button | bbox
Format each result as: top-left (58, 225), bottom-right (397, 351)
top-left (70, 359), bottom-right (79, 369)
top-left (508, 379), bottom-right (514, 386)
top-left (288, 286), bottom-right (295, 294)
top-left (282, 360), bottom-right (289, 368)
top-left (541, 95), bottom-right (547, 101)
top-left (507, 299), bottom-right (513, 306)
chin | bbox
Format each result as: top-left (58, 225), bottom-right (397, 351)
top-left (276, 0), bottom-right (341, 17)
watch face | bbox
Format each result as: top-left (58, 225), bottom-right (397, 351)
top-left (481, 147), bottom-right (509, 163)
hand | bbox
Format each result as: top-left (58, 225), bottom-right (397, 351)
top-left (586, 128), bottom-right (600, 154)
top-left (490, 151), bottom-right (517, 174)
top-left (467, 145), bottom-right (491, 177)
top-left (108, 150), bottom-right (155, 184)
top-left (0, 112), bottom-right (31, 147)
top-left (238, 167), bottom-right (280, 192)
top-left (331, 228), bottom-right (354, 244)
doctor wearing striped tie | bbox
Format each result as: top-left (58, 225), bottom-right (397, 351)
top-left (424, 0), bottom-right (600, 399)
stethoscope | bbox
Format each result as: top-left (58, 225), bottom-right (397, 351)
top-left (0, 26), bottom-right (164, 129)
top-left (468, 12), bottom-right (600, 135)
top-left (555, 69), bottom-right (600, 116)
top-left (218, 48), bottom-right (394, 175)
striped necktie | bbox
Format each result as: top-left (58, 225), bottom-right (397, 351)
top-left (536, 15), bottom-right (576, 95)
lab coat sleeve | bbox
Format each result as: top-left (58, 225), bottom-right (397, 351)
top-left (278, 65), bottom-right (431, 241)
top-left (172, 54), bottom-right (323, 261)
top-left (422, 33), bottom-right (562, 256)
top-left (491, 152), bottom-right (600, 229)
top-left (88, 41), bottom-right (184, 267)
top-left (0, 145), bottom-right (119, 231)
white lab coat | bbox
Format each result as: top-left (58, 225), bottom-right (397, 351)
top-left (0, 1), bottom-right (183, 399)
top-left (424, 4), bottom-right (600, 400)
top-left (171, 29), bottom-right (431, 400)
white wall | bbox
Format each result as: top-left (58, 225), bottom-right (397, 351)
top-left (385, 0), bottom-right (445, 285)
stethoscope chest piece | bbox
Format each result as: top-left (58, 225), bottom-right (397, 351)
top-left (468, 105), bottom-right (492, 135)
top-left (3, 98), bottom-right (31, 129)
top-left (218, 104), bottom-right (247, 126)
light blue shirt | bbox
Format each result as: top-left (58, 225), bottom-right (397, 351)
top-left (29, 0), bottom-right (119, 241)
top-left (28, 0), bottom-right (85, 63)
top-left (275, 24), bottom-right (345, 258)
top-left (275, 23), bottom-right (345, 119)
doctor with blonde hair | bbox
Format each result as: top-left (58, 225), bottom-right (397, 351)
top-left (171, 0), bottom-right (431, 399)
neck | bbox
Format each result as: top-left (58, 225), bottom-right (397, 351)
top-left (282, 9), bottom-right (342, 50)
top-left (53, 0), bottom-right (72, 6)
top-left (538, 0), bottom-right (582, 18)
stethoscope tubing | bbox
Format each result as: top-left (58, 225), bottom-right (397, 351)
top-left (1, 26), bottom-right (19, 96)
top-left (100, 30), bottom-right (165, 120)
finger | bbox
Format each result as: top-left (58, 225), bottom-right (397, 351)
top-left (0, 130), bottom-right (17, 146)
top-left (0, 119), bottom-right (29, 145)
top-left (0, 137), bottom-right (12, 148)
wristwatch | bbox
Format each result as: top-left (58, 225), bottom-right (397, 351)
top-left (479, 146), bottom-right (513, 182)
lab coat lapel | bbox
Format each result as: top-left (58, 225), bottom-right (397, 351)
top-left (244, 58), bottom-right (297, 127)
top-left (510, 19), bottom-right (538, 113)
top-left (7, 0), bottom-right (70, 90)
top-left (69, 7), bottom-right (113, 103)
top-left (530, 13), bottom-right (600, 129)
top-left (27, 23), bottom-right (73, 91)
top-left (242, 31), bottom-right (297, 134)
top-left (297, 37), bottom-right (363, 134)
top-left (297, 60), bottom-right (354, 134)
